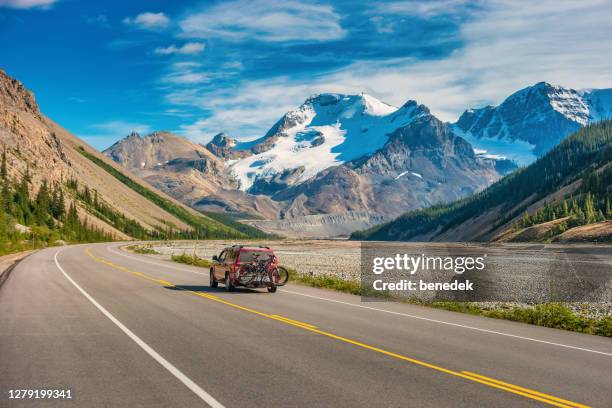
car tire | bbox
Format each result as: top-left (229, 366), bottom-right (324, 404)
top-left (267, 286), bottom-right (277, 293)
top-left (225, 273), bottom-right (234, 292)
top-left (210, 269), bottom-right (218, 288)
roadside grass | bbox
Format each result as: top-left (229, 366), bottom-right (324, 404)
top-left (482, 304), bottom-right (612, 337)
top-left (171, 253), bottom-right (212, 268)
top-left (286, 268), bottom-right (363, 295)
top-left (126, 245), bottom-right (160, 255)
top-left (161, 256), bottom-right (611, 337)
top-left (0, 239), bottom-right (66, 256)
top-left (285, 268), bottom-right (612, 337)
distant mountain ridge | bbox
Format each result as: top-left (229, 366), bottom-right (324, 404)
top-left (352, 120), bottom-right (612, 242)
top-left (105, 94), bottom-right (505, 237)
top-left (454, 82), bottom-right (612, 165)
top-left (105, 81), bottom-right (611, 238)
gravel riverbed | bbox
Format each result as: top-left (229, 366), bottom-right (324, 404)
top-left (134, 240), bottom-right (612, 319)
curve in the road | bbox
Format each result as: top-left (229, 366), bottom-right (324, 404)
top-left (107, 244), bottom-right (612, 357)
top-left (78, 246), bottom-right (590, 408)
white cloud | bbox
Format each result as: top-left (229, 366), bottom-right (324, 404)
top-left (162, 61), bottom-right (209, 85)
top-left (0, 0), bottom-right (58, 9)
top-left (180, 0), bottom-right (345, 42)
top-left (90, 120), bottom-right (151, 136)
top-left (164, 72), bottom-right (209, 85)
top-left (154, 42), bottom-right (205, 55)
top-left (170, 0), bottom-right (612, 142)
top-left (171, 61), bottom-right (201, 70)
top-left (123, 12), bottom-right (169, 30)
top-left (372, 0), bottom-right (469, 18)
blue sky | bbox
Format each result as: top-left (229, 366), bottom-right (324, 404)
top-left (1, 0), bottom-right (611, 150)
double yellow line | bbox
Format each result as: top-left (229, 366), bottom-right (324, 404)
top-left (84, 247), bottom-right (590, 408)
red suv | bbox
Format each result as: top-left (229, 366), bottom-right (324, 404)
top-left (210, 245), bottom-right (288, 293)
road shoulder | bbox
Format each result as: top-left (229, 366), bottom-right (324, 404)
top-left (0, 250), bottom-right (36, 288)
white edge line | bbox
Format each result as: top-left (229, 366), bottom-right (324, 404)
top-left (107, 244), bottom-right (612, 357)
top-left (280, 289), bottom-right (612, 357)
top-left (54, 248), bottom-right (225, 408)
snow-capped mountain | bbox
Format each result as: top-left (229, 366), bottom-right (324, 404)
top-left (106, 93), bottom-right (505, 237)
top-left (104, 82), bottom-right (610, 237)
top-left (454, 82), bottom-right (612, 165)
top-left (210, 93), bottom-right (431, 193)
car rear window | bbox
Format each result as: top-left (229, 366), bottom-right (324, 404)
top-left (238, 250), bottom-right (271, 263)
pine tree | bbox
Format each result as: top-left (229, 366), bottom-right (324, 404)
top-left (0, 149), bottom-right (7, 179)
top-left (522, 211), bottom-right (531, 227)
top-left (562, 200), bottom-right (570, 217)
top-left (34, 179), bottom-right (51, 226)
top-left (583, 193), bottom-right (596, 223)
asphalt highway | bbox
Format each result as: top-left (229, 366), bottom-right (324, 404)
top-left (1, 243), bottom-right (611, 407)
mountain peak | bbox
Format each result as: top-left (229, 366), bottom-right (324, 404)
top-left (303, 92), bottom-right (397, 118)
top-left (455, 82), bottom-right (612, 163)
top-left (0, 69), bottom-right (41, 118)
top-left (126, 131), bottom-right (142, 139)
top-left (209, 132), bottom-right (235, 147)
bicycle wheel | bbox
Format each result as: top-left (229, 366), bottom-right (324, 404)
top-left (275, 266), bottom-right (289, 285)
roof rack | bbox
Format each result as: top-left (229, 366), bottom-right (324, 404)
top-left (230, 244), bottom-right (270, 249)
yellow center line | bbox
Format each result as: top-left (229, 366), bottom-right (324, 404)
top-left (270, 314), bottom-right (317, 329)
top-left (461, 372), bottom-right (590, 408)
top-left (157, 279), bottom-right (174, 286)
top-left (83, 247), bottom-right (590, 408)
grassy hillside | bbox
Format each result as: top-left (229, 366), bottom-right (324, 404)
top-left (77, 146), bottom-right (263, 239)
top-left (200, 211), bottom-right (276, 239)
top-left (352, 120), bottom-right (612, 241)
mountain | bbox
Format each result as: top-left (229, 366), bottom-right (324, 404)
top-left (454, 82), bottom-right (612, 165)
top-left (103, 131), bottom-right (281, 220)
top-left (106, 94), bottom-right (506, 237)
top-left (211, 94), bottom-right (436, 193)
top-left (267, 114), bottom-right (501, 217)
top-left (352, 120), bottom-right (612, 242)
top-left (0, 69), bottom-right (256, 240)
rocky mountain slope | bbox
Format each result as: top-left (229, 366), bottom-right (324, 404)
top-left (352, 121), bottom-right (612, 242)
top-left (104, 131), bottom-right (280, 220)
top-left (454, 82), bottom-right (612, 165)
top-left (106, 94), bottom-right (506, 237)
top-left (0, 69), bottom-right (251, 239)
top-left (268, 114), bottom-right (502, 218)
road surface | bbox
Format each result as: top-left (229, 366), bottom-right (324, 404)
top-left (1, 243), bottom-right (611, 407)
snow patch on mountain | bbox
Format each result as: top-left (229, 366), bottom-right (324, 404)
top-left (394, 171), bottom-right (422, 180)
top-left (453, 125), bottom-right (536, 166)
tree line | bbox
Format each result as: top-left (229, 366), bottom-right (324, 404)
top-left (0, 150), bottom-right (112, 255)
top-left (517, 164), bottom-right (612, 234)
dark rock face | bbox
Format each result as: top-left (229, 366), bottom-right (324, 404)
top-left (272, 115), bottom-right (498, 218)
top-left (249, 166), bottom-right (306, 195)
top-left (206, 131), bottom-right (279, 159)
top-left (205, 133), bottom-right (250, 159)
